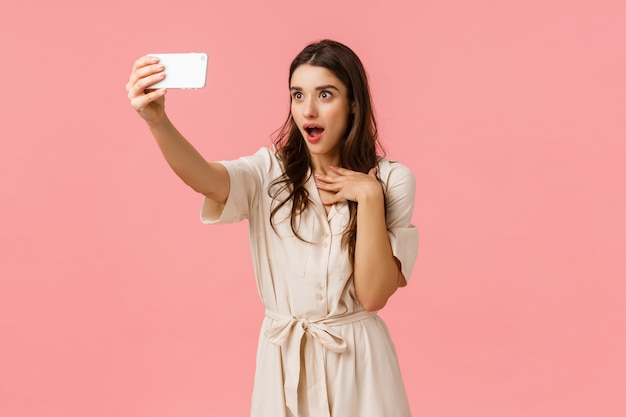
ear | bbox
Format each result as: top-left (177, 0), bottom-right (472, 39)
top-left (351, 102), bottom-right (356, 114)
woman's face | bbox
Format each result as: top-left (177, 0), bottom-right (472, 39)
top-left (290, 64), bottom-right (353, 164)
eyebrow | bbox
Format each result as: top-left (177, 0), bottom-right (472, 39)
top-left (290, 84), bottom-right (341, 92)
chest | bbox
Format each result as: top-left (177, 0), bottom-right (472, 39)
top-left (316, 189), bottom-right (336, 216)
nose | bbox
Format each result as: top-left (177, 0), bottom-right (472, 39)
top-left (303, 96), bottom-right (317, 118)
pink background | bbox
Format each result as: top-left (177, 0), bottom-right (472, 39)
top-left (1, 0), bottom-right (625, 416)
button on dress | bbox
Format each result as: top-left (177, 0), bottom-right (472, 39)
top-left (201, 147), bottom-right (418, 417)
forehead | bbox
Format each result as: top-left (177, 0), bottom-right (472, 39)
top-left (290, 64), bottom-right (346, 90)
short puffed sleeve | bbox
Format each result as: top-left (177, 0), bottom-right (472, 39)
top-left (379, 160), bottom-right (419, 282)
top-left (200, 147), bottom-right (274, 224)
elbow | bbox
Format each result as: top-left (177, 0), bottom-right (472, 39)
top-left (359, 296), bottom-right (389, 312)
top-left (354, 276), bottom-right (398, 312)
top-left (354, 265), bottom-right (400, 311)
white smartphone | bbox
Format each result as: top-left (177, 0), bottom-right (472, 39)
top-left (147, 52), bottom-right (208, 89)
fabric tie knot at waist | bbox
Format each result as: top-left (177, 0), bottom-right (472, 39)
top-left (264, 309), bottom-right (377, 417)
top-left (300, 318), bottom-right (310, 331)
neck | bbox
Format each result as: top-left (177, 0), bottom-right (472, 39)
top-left (309, 153), bottom-right (340, 175)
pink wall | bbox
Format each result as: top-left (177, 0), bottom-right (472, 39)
top-left (1, 0), bottom-right (625, 416)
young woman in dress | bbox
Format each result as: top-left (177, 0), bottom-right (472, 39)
top-left (126, 39), bottom-right (418, 417)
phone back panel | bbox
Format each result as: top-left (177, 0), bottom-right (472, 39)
top-left (147, 52), bottom-right (208, 89)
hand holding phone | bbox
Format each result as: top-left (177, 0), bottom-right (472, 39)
top-left (147, 52), bottom-right (209, 89)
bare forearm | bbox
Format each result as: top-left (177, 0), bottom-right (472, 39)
top-left (148, 116), bottom-right (228, 202)
top-left (353, 192), bottom-right (400, 311)
top-left (126, 56), bottom-right (229, 203)
top-left (313, 166), bottom-right (401, 310)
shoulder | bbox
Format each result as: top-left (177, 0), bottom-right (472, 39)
top-left (222, 146), bottom-right (282, 176)
top-left (377, 159), bottom-right (417, 221)
top-left (231, 146), bottom-right (277, 166)
top-left (376, 158), bottom-right (415, 191)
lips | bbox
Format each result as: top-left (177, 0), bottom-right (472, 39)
top-left (303, 123), bottom-right (324, 143)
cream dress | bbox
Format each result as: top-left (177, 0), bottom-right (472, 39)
top-left (201, 147), bottom-right (418, 417)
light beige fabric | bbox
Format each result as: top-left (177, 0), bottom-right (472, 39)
top-left (201, 147), bottom-right (418, 417)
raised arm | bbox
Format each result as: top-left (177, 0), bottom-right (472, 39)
top-left (126, 56), bottom-right (229, 204)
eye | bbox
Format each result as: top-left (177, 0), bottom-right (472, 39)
top-left (292, 91), bottom-right (303, 100)
top-left (320, 90), bottom-right (332, 99)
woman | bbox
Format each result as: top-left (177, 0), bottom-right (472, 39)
top-left (127, 39), bottom-right (418, 417)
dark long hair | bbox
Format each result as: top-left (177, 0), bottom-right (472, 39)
top-left (269, 39), bottom-right (385, 263)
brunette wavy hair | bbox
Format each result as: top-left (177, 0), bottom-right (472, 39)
top-left (269, 39), bottom-right (386, 263)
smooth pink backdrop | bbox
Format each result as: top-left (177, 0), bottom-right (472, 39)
top-left (1, 0), bottom-right (625, 416)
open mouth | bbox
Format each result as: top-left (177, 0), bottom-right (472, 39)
top-left (304, 124), bottom-right (324, 140)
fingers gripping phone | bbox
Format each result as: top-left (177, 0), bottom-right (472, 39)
top-left (147, 52), bottom-right (208, 89)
